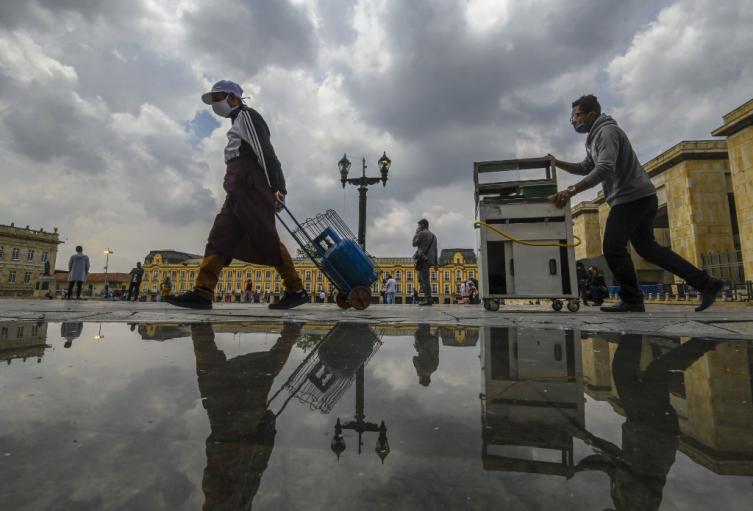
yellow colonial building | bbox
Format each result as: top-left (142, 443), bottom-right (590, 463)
top-left (142, 248), bottom-right (478, 304)
top-left (572, 97), bottom-right (753, 286)
top-left (0, 223), bottom-right (62, 298)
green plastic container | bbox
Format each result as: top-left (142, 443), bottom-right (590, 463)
top-left (519, 183), bottom-right (557, 198)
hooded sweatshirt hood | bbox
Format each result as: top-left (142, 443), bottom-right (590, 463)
top-left (579, 114), bottom-right (656, 206)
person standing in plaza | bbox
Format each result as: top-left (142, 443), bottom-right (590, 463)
top-left (549, 94), bottom-right (723, 312)
top-left (160, 275), bottom-right (172, 301)
top-left (127, 262), bottom-right (144, 301)
top-left (67, 246), bottom-right (89, 300)
top-left (382, 274), bottom-right (397, 304)
top-left (167, 80), bottom-right (308, 310)
top-left (244, 278), bottom-right (253, 302)
top-left (412, 218), bottom-right (437, 306)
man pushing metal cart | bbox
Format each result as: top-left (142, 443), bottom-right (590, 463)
top-left (473, 157), bottom-right (581, 312)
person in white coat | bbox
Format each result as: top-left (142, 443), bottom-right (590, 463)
top-left (67, 246), bottom-right (90, 300)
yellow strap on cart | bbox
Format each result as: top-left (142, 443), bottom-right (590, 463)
top-left (474, 220), bottom-right (581, 248)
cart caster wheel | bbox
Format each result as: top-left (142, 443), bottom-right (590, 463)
top-left (567, 299), bottom-right (580, 313)
top-left (483, 299), bottom-right (500, 312)
top-left (335, 292), bottom-right (350, 310)
top-left (348, 286), bottom-right (371, 310)
top-left (551, 299), bottom-right (563, 312)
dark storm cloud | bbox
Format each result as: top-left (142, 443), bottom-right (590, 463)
top-left (182, 0), bottom-right (318, 75)
top-left (343, 0), bottom-right (672, 138)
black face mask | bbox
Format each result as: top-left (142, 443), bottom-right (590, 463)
top-left (572, 119), bottom-right (593, 133)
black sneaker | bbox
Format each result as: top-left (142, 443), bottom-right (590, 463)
top-left (166, 292), bottom-right (212, 310)
top-left (600, 301), bottom-right (645, 313)
top-left (269, 289), bottom-right (309, 310)
top-left (696, 278), bottom-right (724, 312)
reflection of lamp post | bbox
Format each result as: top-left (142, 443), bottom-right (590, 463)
top-left (94, 323), bottom-right (104, 342)
top-left (103, 248), bottom-right (113, 299)
top-left (338, 152), bottom-right (392, 249)
top-left (331, 365), bottom-right (390, 463)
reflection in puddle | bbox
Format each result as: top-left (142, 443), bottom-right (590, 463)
top-left (1, 321), bottom-right (752, 510)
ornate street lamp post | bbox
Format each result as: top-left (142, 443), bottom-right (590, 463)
top-left (338, 152), bottom-right (392, 249)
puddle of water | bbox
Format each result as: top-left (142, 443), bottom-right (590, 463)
top-left (1, 321), bottom-right (752, 510)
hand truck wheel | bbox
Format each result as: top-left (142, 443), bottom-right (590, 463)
top-left (567, 299), bottom-right (580, 313)
top-left (335, 291), bottom-right (350, 310)
top-left (348, 286), bottom-right (371, 310)
top-left (551, 299), bottom-right (563, 312)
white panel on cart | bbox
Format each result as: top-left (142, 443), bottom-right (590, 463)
top-left (511, 243), bottom-right (563, 296)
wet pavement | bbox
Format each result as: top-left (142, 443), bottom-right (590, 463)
top-left (1, 320), bottom-right (752, 510)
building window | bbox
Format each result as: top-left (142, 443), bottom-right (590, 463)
top-left (1, 327), bottom-right (8, 340)
top-left (456, 270), bottom-right (462, 280)
top-left (8, 270), bottom-right (16, 283)
top-left (305, 270), bottom-right (312, 281)
top-left (264, 271), bottom-right (270, 280)
top-left (171, 271), bottom-right (177, 281)
top-left (468, 270), bottom-right (474, 279)
top-left (0, 246), bottom-right (4, 258)
top-left (27, 249), bottom-right (34, 262)
top-left (24, 272), bottom-right (32, 284)
top-left (317, 270), bottom-right (322, 280)
top-left (16, 326), bottom-right (24, 338)
top-left (457, 283), bottom-right (462, 294)
top-left (444, 271), bottom-right (450, 281)
top-left (180, 283), bottom-right (185, 292)
top-left (12, 247), bottom-right (20, 260)
top-left (189, 271), bottom-right (195, 281)
top-left (445, 284), bottom-right (450, 294)
top-left (256, 270), bottom-right (262, 280)
top-left (181, 270), bottom-right (186, 280)
top-left (317, 283), bottom-right (323, 291)
top-left (305, 282), bottom-right (311, 292)
top-left (41, 251), bottom-right (49, 262)
top-left (235, 271), bottom-right (241, 280)
top-left (431, 271), bottom-right (437, 281)
top-left (407, 282), bottom-right (413, 293)
top-left (31, 325), bottom-right (39, 337)
top-left (431, 283), bottom-right (438, 294)
top-left (236, 281), bottom-right (242, 291)
top-left (396, 270), bottom-right (402, 279)
top-left (153, 270), bottom-right (159, 280)
top-left (246, 271), bottom-right (252, 279)
top-left (265, 283), bottom-right (270, 291)
top-left (225, 283), bottom-right (231, 291)
top-left (407, 271), bottom-right (413, 281)
top-left (396, 283), bottom-right (401, 293)
top-left (162, 271), bottom-right (168, 280)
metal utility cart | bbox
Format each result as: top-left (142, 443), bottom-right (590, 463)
top-left (473, 157), bottom-right (580, 312)
top-left (276, 204), bottom-right (379, 310)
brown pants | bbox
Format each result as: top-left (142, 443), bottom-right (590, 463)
top-left (193, 242), bottom-right (302, 300)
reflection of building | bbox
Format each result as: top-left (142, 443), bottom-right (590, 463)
top-left (581, 334), bottom-right (753, 476)
top-left (479, 326), bottom-right (584, 475)
top-left (438, 326), bottom-right (479, 347)
top-left (0, 321), bottom-right (48, 364)
top-left (141, 248), bottom-right (478, 303)
top-left (0, 224), bottom-right (61, 297)
top-left (573, 97), bottom-right (753, 284)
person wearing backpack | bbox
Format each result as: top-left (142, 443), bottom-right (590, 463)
top-left (167, 80), bottom-right (307, 310)
top-left (412, 218), bottom-right (437, 306)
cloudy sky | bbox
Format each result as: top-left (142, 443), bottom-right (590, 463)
top-left (1, 0), bottom-right (751, 272)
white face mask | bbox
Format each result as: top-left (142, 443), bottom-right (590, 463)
top-left (211, 98), bottom-right (234, 118)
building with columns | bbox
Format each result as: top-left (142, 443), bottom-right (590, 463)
top-left (141, 248), bottom-right (478, 304)
top-left (572, 98), bottom-right (753, 285)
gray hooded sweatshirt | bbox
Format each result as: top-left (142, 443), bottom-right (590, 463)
top-left (573, 114), bottom-right (655, 206)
